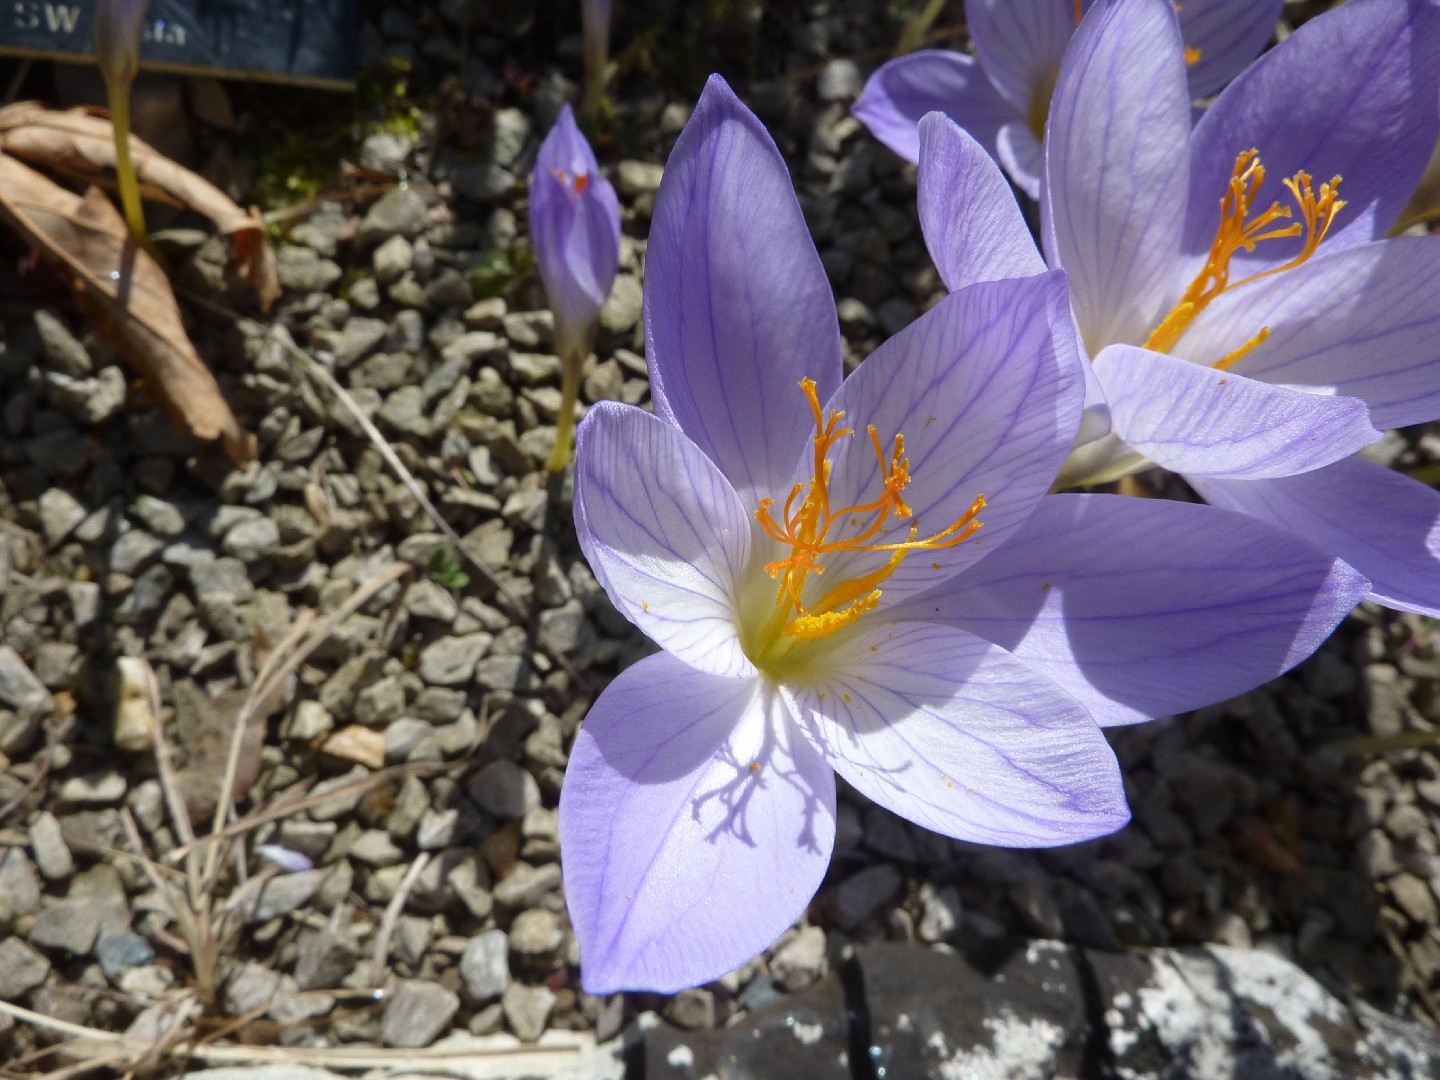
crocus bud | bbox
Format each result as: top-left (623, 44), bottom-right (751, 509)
top-left (94, 0), bottom-right (150, 85)
top-left (530, 104), bottom-right (621, 470)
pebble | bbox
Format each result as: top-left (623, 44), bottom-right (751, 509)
top-left (417, 633), bottom-right (491, 686)
top-left (1390, 873), bottom-right (1438, 925)
top-left (770, 925), bottom-right (826, 991)
top-left (460, 928), bottom-right (510, 1002)
top-left (466, 759), bottom-right (540, 820)
top-left (829, 864), bottom-right (903, 930)
top-left (501, 983), bottom-right (555, 1042)
top-left (30, 899), bottom-right (101, 954)
top-left (37, 489), bottom-right (87, 546)
top-left (381, 979), bottom-right (459, 1048)
top-left (34, 310), bottom-right (91, 375)
top-left (0, 647), bottom-right (52, 716)
top-left (492, 861), bottom-right (561, 909)
top-left (615, 160), bottom-right (664, 197)
top-left (664, 988), bottom-right (715, 1030)
top-left (246, 868), bottom-right (327, 923)
top-left (96, 931), bottom-right (155, 982)
top-left (358, 188), bottom-right (429, 246)
top-left (919, 886), bottom-right (963, 944)
top-left (817, 59), bottom-right (863, 102)
top-left (508, 907), bottom-right (563, 958)
top-left (58, 770), bottom-right (126, 804)
top-left (223, 517), bottom-right (281, 561)
top-left (0, 937), bottom-right (50, 999)
top-left (29, 811), bottom-right (73, 880)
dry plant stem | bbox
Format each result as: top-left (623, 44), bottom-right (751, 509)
top-left (0, 1000), bottom-right (591, 1071)
top-left (896, 0), bottom-right (950, 55)
top-left (366, 852), bottom-right (431, 985)
top-left (547, 347), bottom-right (586, 473)
top-left (282, 334), bottom-right (584, 684)
top-left (102, 76), bottom-right (147, 243)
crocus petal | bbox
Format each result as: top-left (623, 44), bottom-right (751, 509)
top-left (893, 493), bottom-right (1369, 726)
top-left (530, 104), bottom-right (623, 362)
top-left (561, 653), bottom-right (835, 993)
top-left (1192, 457), bottom-right (1440, 618)
top-left (918, 113), bottom-right (1046, 292)
top-left (1184, 0), bottom-right (1440, 275)
top-left (816, 271), bottom-right (1081, 603)
top-left (1092, 344), bottom-right (1380, 479)
top-left (645, 75), bottom-right (843, 504)
top-left (994, 122), bottom-right (1045, 200)
top-left (574, 402), bottom-right (754, 678)
top-left (966, 0), bottom-right (1077, 110)
top-left (787, 621), bottom-right (1128, 847)
top-left (1172, 237), bottom-right (1440, 430)
top-left (1044, 0), bottom-right (1192, 353)
top-left (1177, 0), bottom-right (1283, 99)
top-left (852, 50), bottom-right (1017, 165)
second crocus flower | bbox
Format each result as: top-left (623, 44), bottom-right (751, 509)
top-left (529, 104), bottom-right (622, 471)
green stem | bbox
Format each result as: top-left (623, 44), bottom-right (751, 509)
top-left (896, 0), bottom-right (949, 56)
top-left (104, 75), bottom-right (147, 244)
top-left (547, 349), bottom-right (586, 473)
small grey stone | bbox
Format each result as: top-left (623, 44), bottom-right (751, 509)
top-left (222, 517), bottom-right (280, 561)
top-left (222, 961), bottom-right (281, 1016)
top-left (246, 868), bottom-right (327, 923)
top-left (384, 718), bottom-right (433, 761)
top-left (350, 829), bottom-right (404, 867)
top-left (58, 770), bottom-right (126, 804)
top-left (33, 642), bottom-right (76, 690)
top-left (67, 581), bottom-right (101, 628)
top-left (0, 848), bottom-right (41, 916)
top-left (490, 108), bottom-right (530, 169)
top-left (466, 759), bottom-right (539, 820)
top-left (0, 647), bottom-right (51, 717)
top-left (378, 385), bottom-right (431, 437)
top-left (508, 908), bottom-right (562, 958)
top-left (373, 236), bottom-right (414, 284)
top-left (441, 330), bottom-right (504, 365)
top-left (277, 246), bottom-right (343, 292)
top-left (501, 983), bottom-right (555, 1042)
top-left (1391, 873), bottom-right (1438, 925)
top-left (460, 929), bottom-right (510, 1002)
top-left (492, 861), bottom-right (561, 909)
top-left (381, 979), bottom-right (459, 1048)
top-left (615, 160), bottom-right (664, 197)
top-left (418, 632), bottom-right (491, 686)
top-left (406, 579), bottom-right (459, 623)
top-left (503, 310), bottom-right (554, 349)
top-left (354, 675), bottom-right (405, 725)
top-left (919, 885), bottom-right (963, 944)
top-left (34, 310), bottom-right (91, 375)
top-left (37, 489), bottom-right (87, 547)
top-left (361, 130), bottom-right (413, 171)
top-left (508, 352), bottom-right (560, 385)
top-left (817, 59), bottom-right (863, 102)
top-left (131, 495), bottom-right (186, 536)
top-left (0, 937), bottom-right (50, 999)
top-left (330, 317), bottom-right (391, 365)
top-left (110, 528), bottom-right (166, 575)
top-left (475, 654), bottom-right (529, 692)
top-left (453, 162), bottom-right (515, 202)
top-left (598, 274), bottom-right (643, 334)
top-left (771, 925), bottom-right (826, 991)
top-left (358, 188), bottom-right (429, 246)
top-left (663, 987), bottom-right (715, 1030)
top-left (829, 864), bottom-right (903, 930)
top-left (283, 700), bottom-right (333, 740)
top-left (31, 899), bottom-right (101, 954)
top-left (189, 557), bottom-right (255, 602)
top-left (1364, 663), bottom-right (1407, 738)
top-left (29, 811), bottom-right (73, 880)
top-left (95, 931), bottom-right (155, 982)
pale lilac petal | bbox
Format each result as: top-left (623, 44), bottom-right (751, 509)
top-left (645, 75), bottom-right (842, 503)
top-left (561, 654), bottom-right (834, 993)
top-left (814, 272), bottom-right (1081, 603)
top-left (917, 113), bottom-right (1046, 292)
top-left (995, 122), bottom-right (1044, 199)
top-left (852, 50), bottom-right (1017, 165)
top-left (1185, 0), bottom-right (1440, 276)
top-left (1172, 238), bottom-right (1440, 430)
top-left (787, 621), bottom-right (1128, 847)
top-left (574, 402), bottom-right (753, 678)
top-left (1193, 458), bottom-right (1440, 618)
top-left (893, 494), bottom-right (1368, 726)
top-left (966, 0), bottom-right (1075, 109)
top-left (1044, 0), bottom-right (1192, 352)
top-left (1178, 0), bottom-right (1283, 99)
top-left (530, 104), bottom-right (622, 361)
top-left (1092, 344), bottom-right (1380, 479)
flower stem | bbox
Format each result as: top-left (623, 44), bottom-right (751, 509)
top-left (104, 74), bottom-right (147, 245)
top-left (547, 348), bottom-right (586, 473)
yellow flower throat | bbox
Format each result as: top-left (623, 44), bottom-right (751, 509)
top-left (1144, 149), bottom-right (1345, 369)
top-left (745, 379), bottom-right (985, 669)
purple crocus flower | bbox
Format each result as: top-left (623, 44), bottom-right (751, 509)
top-left (853, 0), bottom-right (1282, 197)
top-left (529, 103), bottom-right (622, 471)
top-left (559, 75), bottom-right (1366, 994)
top-left (916, 0), bottom-right (1440, 617)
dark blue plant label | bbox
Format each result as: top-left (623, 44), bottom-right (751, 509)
top-left (0, 0), bottom-right (356, 87)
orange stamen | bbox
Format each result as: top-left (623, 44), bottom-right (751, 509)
top-left (1184, 45), bottom-right (1201, 66)
top-left (754, 379), bottom-right (985, 643)
top-left (1144, 149), bottom-right (1344, 360)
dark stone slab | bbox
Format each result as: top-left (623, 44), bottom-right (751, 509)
top-left (644, 965), bottom-right (851, 1079)
top-left (0, 1), bottom-right (355, 87)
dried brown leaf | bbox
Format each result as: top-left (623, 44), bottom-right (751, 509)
top-left (0, 102), bottom-right (280, 309)
top-left (0, 152), bottom-right (256, 464)
top-left (172, 683), bottom-right (271, 827)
